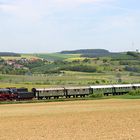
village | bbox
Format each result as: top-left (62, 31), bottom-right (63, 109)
top-left (0, 57), bottom-right (48, 75)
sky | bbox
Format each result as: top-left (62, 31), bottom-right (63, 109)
top-left (0, 0), bottom-right (140, 53)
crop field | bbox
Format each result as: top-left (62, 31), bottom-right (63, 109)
top-left (35, 53), bottom-right (81, 61)
top-left (0, 72), bottom-right (140, 91)
top-left (1, 54), bottom-right (40, 60)
top-left (0, 99), bottom-right (140, 140)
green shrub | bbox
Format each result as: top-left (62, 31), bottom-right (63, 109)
top-left (89, 93), bottom-right (104, 98)
top-left (62, 64), bottom-right (97, 72)
top-left (128, 90), bottom-right (140, 96)
top-left (95, 80), bottom-right (100, 84)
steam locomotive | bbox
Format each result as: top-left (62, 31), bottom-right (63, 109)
top-left (0, 83), bottom-right (140, 101)
top-left (0, 87), bottom-right (34, 101)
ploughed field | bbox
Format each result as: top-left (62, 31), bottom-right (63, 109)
top-left (0, 99), bottom-right (140, 140)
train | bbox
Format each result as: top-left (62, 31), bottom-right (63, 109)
top-left (0, 87), bottom-right (34, 101)
top-left (0, 83), bottom-right (139, 101)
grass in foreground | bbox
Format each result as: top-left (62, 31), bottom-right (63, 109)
top-left (0, 94), bottom-right (140, 105)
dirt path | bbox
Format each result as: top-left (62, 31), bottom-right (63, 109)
top-left (0, 99), bottom-right (140, 140)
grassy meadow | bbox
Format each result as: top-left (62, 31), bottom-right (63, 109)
top-left (1, 54), bottom-right (40, 60)
top-left (0, 71), bottom-right (139, 91)
top-left (34, 53), bottom-right (81, 61)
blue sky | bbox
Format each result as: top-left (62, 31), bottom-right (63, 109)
top-left (0, 0), bottom-right (140, 53)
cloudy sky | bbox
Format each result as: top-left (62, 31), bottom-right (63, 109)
top-left (0, 0), bottom-right (140, 53)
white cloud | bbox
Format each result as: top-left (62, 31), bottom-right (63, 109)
top-left (0, 0), bottom-right (116, 22)
top-left (0, 0), bottom-right (48, 22)
top-left (109, 16), bottom-right (136, 28)
top-left (54, 0), bottom-right (114, 5)
top-left (0, 3), bottom-right (16, 12)
top-left (91, 14), bottom-right (138, 33)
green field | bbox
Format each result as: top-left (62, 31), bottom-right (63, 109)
top-left (35, 53), bottom-right (81, 61)
top-left (0, 70), bottom-right (139, 91)
top-left (1, 54), bottom-right (40, 60)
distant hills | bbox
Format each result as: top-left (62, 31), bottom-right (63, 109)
top-left (60, 49), bottom-right (110, 54)
top-left (60, 49), bottom-right (118, 57)
top-left (0, 49), bottom-right (139, 61)
top-left (60, 49), bottom-right (140, 60)
top-left (0, 52), bottom-right (20, 57)
top-left (0, 49), bottom-right (139, 75)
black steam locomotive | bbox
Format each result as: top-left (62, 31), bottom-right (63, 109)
top-left (0, 87), bottom-right (34, 101)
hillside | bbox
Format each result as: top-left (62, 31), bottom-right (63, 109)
top-left (35, 53), bottom-right (80, 61)
top-left (60, 49), bottom-right (139, 60)
top-left (60, 49), bottom-right (110, 54)
top-left (60, 49), bottom-right (121, 58)
top-left (0, 52), bottom-right (20, 57)
top-left (0, 50), bottom-right (140, 86)
top-left (0, 50), bottom-right (139, 82)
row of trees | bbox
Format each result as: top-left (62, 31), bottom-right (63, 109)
top-left (0, 66), bottom-right (29, 75)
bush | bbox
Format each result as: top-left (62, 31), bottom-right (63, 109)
top-left (89, 93), bottom-right (104, 98)
top-left (62, 64), bottom-right (97, 72)
top-left (128, 90), bottom-right (140, 96)
top-left (127, 51), bottom-right (140, 58)
top-left (95, 80), bottom-right (100, 84)
top-left (125, 66), bottom-right (140, 72)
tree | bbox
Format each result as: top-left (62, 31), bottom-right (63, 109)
top-left (116, 73), bottom-right (122, 83)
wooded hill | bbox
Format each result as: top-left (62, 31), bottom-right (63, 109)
top-left (60, 49), bottom-right (140, 59)
top-left (0, 52), bottom-right (20, 57)
top-left (60, 49), bottom-right (120, 57)
top-left (60, 49), bottom-right (110, 54)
